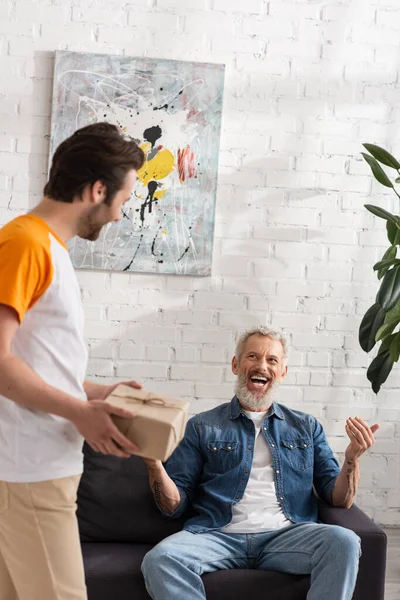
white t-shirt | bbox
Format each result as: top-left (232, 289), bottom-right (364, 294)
top-left (0, 215), bottom-right (88, 482)
top-left (223, 410), bottom-right (291, 534)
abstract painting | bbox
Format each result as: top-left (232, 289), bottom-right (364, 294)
top-left (49, 51), bottom-right (225, 276)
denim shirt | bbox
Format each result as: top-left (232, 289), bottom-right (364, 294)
top-left (161, 397), bottom-right (341, 533)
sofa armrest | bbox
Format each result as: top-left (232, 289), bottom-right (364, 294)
top-left (318, 500), bottom-right (387, 600)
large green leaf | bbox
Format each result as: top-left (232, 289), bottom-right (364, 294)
top-left (386, 221), bottom-right (400, 245)
top-left (373, 258), bottom-right (400, 271)
top-left (390, 332), bottom-right (400, 363)
top-left (361, 153), bottom-right (394, 188)
top-left (377, 246), bottom-right (398, 280)
top-left (378, 266), bottom-right (400, 311)
top-left (359, 302), bottom-right (386, 352)
top-left (363, 143), bottom-right (400, 170)
top-left (378, 246), bottom-right (398, 280)
top-left (378, 333), bottom-right (397, 353)
top-left (375, 321), bottom-right (399, 342)
top-left (367, 348), bottom-right (394, 394)
top-left (376, 318), bottom-right (399, 342)
top-left (376, 301), bottom-right (400, 341)
top-left (364, 204), bottom-right (398, 224)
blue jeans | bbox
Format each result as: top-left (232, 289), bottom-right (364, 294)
top-left (142, 523), bottom-right (361, 600)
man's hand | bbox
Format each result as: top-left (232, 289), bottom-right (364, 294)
top-left (332, 417), bottom-right (379, 508)
top-left (71, 400), bottom-right (140, 458)
top-left (345, 416), bottom-right (379, 462)
top-left (85, 379), bottom-right (142, 402)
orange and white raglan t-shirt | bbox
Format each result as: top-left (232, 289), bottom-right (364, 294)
top-left (0, 214), bottom-right (88, 482)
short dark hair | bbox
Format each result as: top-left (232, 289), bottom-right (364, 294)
top-left (44, 122), bottom-right (144, 204)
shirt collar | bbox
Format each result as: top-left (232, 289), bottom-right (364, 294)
top-left (230, 397), bottom-right (285, 420)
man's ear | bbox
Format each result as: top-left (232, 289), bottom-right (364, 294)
top-left (90, 180), bottom-right (107, 205)
top-left (280, 364), bottom-right (288, 382)
top-left (232, 355), bottom-right (239, 376)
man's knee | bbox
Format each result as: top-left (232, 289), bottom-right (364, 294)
top-left (324, 525), bottom-right (361, 559)
top-left (142, 544), bottom-right (164, 577)
top-left (142, 540), bottom-right (180, 578)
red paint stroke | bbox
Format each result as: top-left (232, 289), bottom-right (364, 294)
top-left (177, 146), bottom-right (197, 183)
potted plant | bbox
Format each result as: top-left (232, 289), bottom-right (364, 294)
top-left (359, 144), bottom-right (400, 393)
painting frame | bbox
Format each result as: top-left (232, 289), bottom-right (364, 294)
top-left (49, 50), bottom-right (225, 277)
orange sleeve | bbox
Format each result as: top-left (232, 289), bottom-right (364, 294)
top-left (0, 227), bottom-right (53, 323)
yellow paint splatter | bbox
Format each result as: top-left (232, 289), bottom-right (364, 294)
top-left (140, 142), bottom-right (152, 155)
top-left (137, 148), bottom-right (175, 186)
top-left (154, 189), bottom-right (167, 200)
top-left (161, 229), bottom-right (167, 235)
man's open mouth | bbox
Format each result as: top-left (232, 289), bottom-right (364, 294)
top-left (248, 374), bottom-right (272, 391)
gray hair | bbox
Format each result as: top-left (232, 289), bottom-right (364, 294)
top-left (235, 326), bottom-right (289, 361)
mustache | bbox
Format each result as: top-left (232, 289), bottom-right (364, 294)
top-left (248, 370), bottom-right (275, 379)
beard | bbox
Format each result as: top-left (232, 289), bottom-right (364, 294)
top-left (234, 372), bottom-right (280, 411)
top-left (77, 205), bottom-right (107, 241)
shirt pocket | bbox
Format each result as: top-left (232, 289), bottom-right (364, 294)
top-left (206, 441), bottom-right (239, 474)
top-left (281, 438), bottom-right (313, 471)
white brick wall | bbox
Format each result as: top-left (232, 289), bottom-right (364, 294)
top-left (0, 0), bottom-right (399, 525)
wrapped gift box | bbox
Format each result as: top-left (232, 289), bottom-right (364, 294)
top-left (106, 385), bottom-right (189, 462)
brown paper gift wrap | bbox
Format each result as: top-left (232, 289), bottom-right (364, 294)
top-left (106, 385), bottom-right (190, 462)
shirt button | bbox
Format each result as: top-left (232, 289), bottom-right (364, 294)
top-left (303, 444), bottom-right (308, 448)
top-left (289, 444), bottom-right (294, 448)
top-left (263, 427), bottom-right (267, 430)
top-left (271, 443), bottom-right (275, 447)
top-left (280, 497), bottom-right (284, 500)
top-left (227, 446), bottom-right (232, 450)
top-left (236, 495), bottom-right (240, 500)
top-left (248, 447), bottom-right (252, 451)
top-left (213, 447), bottom-right (217, 451)
top-left (276, 470), bottom-right (280, 474)
top-left (244, 469), bottom-right (249, 474)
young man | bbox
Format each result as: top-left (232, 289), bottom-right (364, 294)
top-left (142, 326), bottom-right (380, 600)
top-left (0, 123), bottom-right (144, 600)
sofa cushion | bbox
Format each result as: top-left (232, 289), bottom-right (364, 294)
top-left (77, 443), bottom-right (186, 544)
top-left (82, 542), bottom-right (151, 600)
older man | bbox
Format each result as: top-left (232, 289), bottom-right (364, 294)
top-left (142, 326), bottom-right (379, 600)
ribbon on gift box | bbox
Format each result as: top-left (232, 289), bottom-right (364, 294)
top-left (111, 387), bottom-right (188, 443)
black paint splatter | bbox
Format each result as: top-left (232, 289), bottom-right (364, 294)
top-left (153, 103), bottom-right (169, 112)
top-left (177, 226), bottom-right (193, 262)
top-left (151, 226), bottom-right (163, 256)
top-left (140, 181), bottom-right (158, 226)
top-left (123, 233), bottom-right (144, 272)
top-left (143, 125), bottom-right (162, 148)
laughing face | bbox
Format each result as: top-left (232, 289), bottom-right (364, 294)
top-left (232, 334), bottom-right (288, 411)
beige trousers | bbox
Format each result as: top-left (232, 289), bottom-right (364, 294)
top-left (0, 475), bottom-right (87, 600)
